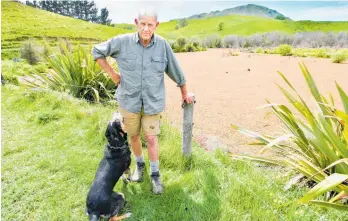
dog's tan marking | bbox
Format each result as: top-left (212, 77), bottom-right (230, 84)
top-left (109, 212), bottom-right (132, 221)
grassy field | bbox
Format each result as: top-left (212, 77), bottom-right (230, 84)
top-left (2, 84), bottom-right (346, 221)
top-left (2, 2), bottom-right (347, 219)
top-left (2, 1), bottom-right (348, 47)
top-left (1, 1), bottom-right (130, 59)
top-left (1, 1), bottom-right (128, 42)
top-left (158, 16), bottom-right (348, 39)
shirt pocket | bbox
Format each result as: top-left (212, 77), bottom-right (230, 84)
top-left (151, 56), bottom-right (167, 73)
top-left (118, 53), bottom-right (137, 71)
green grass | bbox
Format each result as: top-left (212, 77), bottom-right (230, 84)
top-left (2, 84), bottom-right (346, 220)
top-left (3, 2), bottom-right (348, 48)
top-left (158, 16), bottom-right (348, 39)
top-left (1, 1), bottom-right (130, 59)
top-left (1, 2), bottom-right (128, 42)
top-left (255, 47), bottom-right (348, 60)
top-left (331, 50), bottom-right (348, 63)
top-left (1, 60), bottom-right (48, 85)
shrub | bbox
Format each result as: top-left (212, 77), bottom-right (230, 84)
top-left (23, 42), bottom-right (116, 103)
top-left (232, 63), bottom-right (348, 210)
top-left (331, 51), bottom-right (347, 63)
top-left (168, 40), bottom-right (176, 49)
top-left (185, 44), bottom-right (195, 52)
top-left (202, 34), bottom-right (223, 48)
top-left (314, 49), bottom-right (329, 58)
top-left (172, 42), bottom-right (180, 52)
top-left (275, 15), bottom-right (286, 20)
top-left (176, 37), bottom-right (187, 49)
top-left (278, 44), bottom-right (292, 56)
top-left (218, 21), bottom-right (224, 31)
top-left (42, 40), bottom-right (52, 57)
top-left (192, 40), bottom-right (200, 48)
top-left (178, 19), bottom-right (188, 28)
top-left (223, 35), bottom-right (239, 48)
top-left (20, 40), bottom-right (40, 65)
top-left (255, 47), bottom-right (264, 53)
top-left (58, 38), bottom-right (72, 55)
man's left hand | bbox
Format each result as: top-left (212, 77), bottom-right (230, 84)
top-left (182, 93), bottom-right (194, 104)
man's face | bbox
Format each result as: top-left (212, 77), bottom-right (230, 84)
top-left (135, 16), bottom-right (159, 41)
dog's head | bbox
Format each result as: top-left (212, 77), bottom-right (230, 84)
top-left (105, 112), bottom-right (127, 148)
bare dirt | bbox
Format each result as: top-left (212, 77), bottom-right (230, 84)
top-left (163, 49), bottom-right (348, 155)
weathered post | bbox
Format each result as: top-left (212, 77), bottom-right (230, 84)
top-left (182, 93), bottom-right (196, 156)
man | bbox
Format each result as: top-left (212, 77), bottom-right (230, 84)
top-left (91, 8), bottom-right (193, 194)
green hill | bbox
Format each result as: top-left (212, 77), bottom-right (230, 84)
top-left (185, 4), bottom-right (290, 20)
top-left (1, 1), bottom-right (131, 59)
top-left (2, 1), bottom-right (348, 59)
top-left (1, 1), bottom-right (128, 42)
top-left (158, 16), bottom-right (348, 40)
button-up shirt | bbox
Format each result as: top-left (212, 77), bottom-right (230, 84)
top-left (91, 32), bottom-right (186, 115)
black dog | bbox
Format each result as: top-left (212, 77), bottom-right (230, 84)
top-left (86, 113), bottom-right (131, 221)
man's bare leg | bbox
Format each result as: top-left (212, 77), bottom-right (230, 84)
top-left (145, 135), bottom-right (163, 194)
top-left (128, 135), bottom-right (145, 182)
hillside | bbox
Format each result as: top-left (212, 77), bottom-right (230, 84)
top-left (186, 4), bottom-right (290, 20)
top-left (157, 15), bottom-right (348, 39)
top-left (1, 0), bottom-right (130, 58)
top-left (1, 1), bottom-right (128, 42)
top-left (2, 1), bottom-right (348, 59)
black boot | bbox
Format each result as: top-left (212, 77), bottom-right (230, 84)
top-left (128, 162), bottom-right (145, 182)
top-left (150, 171), bottom-right (164, 194)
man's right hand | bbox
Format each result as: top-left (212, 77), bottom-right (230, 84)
top-left (110, 72), bottom-right (120, 86)
top-left (96, 58), bottom-right (120, 86)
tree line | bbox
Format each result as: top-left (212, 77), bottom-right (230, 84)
top-left (24, 0), bottom-right (112, 25)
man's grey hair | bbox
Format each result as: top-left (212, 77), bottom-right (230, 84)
top-left (138, 7), bottom-right (158, 21)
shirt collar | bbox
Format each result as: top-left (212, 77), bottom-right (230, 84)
top-left (134, 32), bottom-right (156, 46)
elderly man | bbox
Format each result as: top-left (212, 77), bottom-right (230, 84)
top-left (91, 8), bottom-right (193, 194)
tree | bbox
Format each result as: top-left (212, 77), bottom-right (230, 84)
top-left (178, 18), bottom-right (188, 28)
top-left (275, 15), bottom-right (286, 20)
top-left (218, 21), bottom-right (224, 31)
top-left (98, 7), bottom-right (112, 25)
top-left (24, 0), bottom-right (112, 25)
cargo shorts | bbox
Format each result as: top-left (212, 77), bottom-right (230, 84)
top-left (118, 106), bottom-right (161, 137)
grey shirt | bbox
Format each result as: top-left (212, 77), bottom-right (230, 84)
top-left (91, 32), bottom-right (186, 115)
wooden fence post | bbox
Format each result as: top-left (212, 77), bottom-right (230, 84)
top-left (182, 93), bottom-right (195, 156)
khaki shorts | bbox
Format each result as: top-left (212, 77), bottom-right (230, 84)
top-left (118, 106), bottom-right (161, 137)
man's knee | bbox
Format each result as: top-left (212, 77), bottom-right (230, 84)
top-left (130, 134), bottom-right (141, 143)
top-left (145, 135), bottom-right (157, 147)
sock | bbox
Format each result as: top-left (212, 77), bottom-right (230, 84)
top-left (150, 160), bottom-right (159, 174)
top-left (135, 155), bottom-right (144, 164)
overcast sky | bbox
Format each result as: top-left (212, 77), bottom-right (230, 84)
top-left (93, 1), bottom-right (348, 24)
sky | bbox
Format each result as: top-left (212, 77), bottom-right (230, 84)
top-left (93, 1), bottom-right (348, 24)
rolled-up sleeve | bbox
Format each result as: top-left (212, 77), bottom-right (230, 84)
top-left (91, 36), bottom-right (121, 61)
top-left (164, 41), bottom-right (186, 87)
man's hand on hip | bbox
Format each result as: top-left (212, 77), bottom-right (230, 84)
top-left (96, 58), bottom-right (120, 85)
top-left (110, 72), bottom-right (120, 86)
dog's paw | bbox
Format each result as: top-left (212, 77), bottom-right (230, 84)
top-left (121, 168), bottom-right (131, 184)
top-left (122, 174), bottom-right (129, 184)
